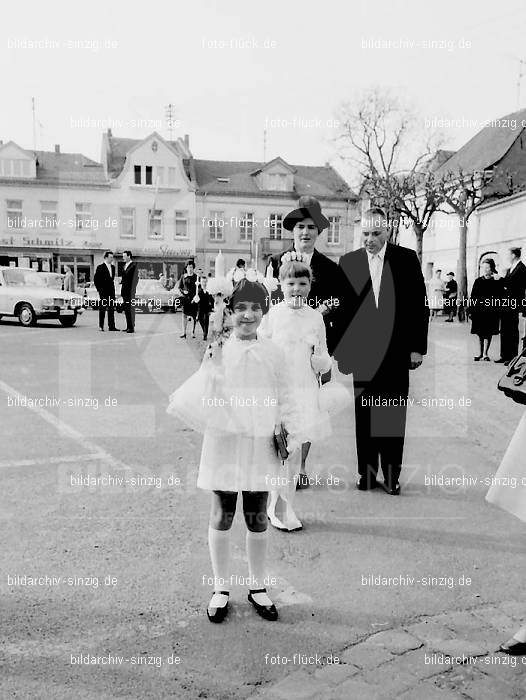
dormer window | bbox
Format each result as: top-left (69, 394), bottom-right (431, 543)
top-left (267, 172), bottom-right (288, 191)
top-left (1, 159), bottom-right (31, 178)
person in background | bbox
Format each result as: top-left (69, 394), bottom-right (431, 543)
top-left (94, 251), bottom-right (118, 332)
top-left (444, 272), bottom-right (458, 322)
top-left (120, 250), bottom-right (139, 334)
top-left (178, 260), bottom-right (198, 338)
top-left (166, 275), bottom-right (175, 291)
top-left (63, 266), bottom-right (75, 293)
top-left (496, 247), bottom-right (526, 365)
top-left (427, 269), bottom-right (445, 320)
top-left (197, 275), bottom-right (214, 341)
top-left (468, 259), bottom-right (503, 361)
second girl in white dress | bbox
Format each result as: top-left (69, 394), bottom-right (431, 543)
top-left (260, 259), bottom-right (332, 531)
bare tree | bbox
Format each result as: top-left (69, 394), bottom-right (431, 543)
top-left (336, 87), bottom-right (445, 258)
top-left (437, 167), bottom-right (521, 321)
top-left (366, 169), bottom-right (445, 261)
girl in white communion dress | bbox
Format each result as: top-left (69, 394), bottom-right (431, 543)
top-left (167, 278), bottom-right (301, 623)
top-left (259, 259), bottom-right (333, 532)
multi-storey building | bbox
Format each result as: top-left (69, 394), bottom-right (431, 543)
top-left (0, 131), bottom-right (356, 284)
top-left (193, 157), bottom-right (357, 274)
top-left (0, 140), bottom-right (109, 283)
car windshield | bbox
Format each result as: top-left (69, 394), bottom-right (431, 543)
top-left (43, 274), bottom-right (64, 289)
top-left (2, 269), bottom-right (48, 287)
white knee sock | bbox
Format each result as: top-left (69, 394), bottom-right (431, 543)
top-left (246, 530), bottom-right (272, 606)
top-left (208, 526), bottom-right (230, 607)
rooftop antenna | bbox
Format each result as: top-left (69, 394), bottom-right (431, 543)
top-left (31, 97), bottom-right (37, 151)
top-left (263, 129), bottom-right (267, 162)
top-left (165, 103), bottom-right (176, 142)
top-left (517, 58), bottom-right (526, 109)
top-left (501, 53), bottom-right (526, 109)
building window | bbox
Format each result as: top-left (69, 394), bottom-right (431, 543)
top-left (134, 165), bottom-right (141, 184)
top-left (208, 211), bottom-right (224, 241)
top-left (145, 166), bottom-right (153, 185)
top-left (6, 199), bottom-right (23, 229)
top-left (148, 209), bottom-right (163, 238)
top-left (269, 213), bottom-right (282, 240)
top-left (75, 202), bottom-right (92, 231)
top-left (175, 211), bottom-right (188, 238)
top-left (120, 207), bottom-right (135, 238)
top-left (40, 201), bottom-right (57, 229)
top-left (240, 212), bottom-right (254, 241)
top-left (168, 167), bottom-right (176, 186)
top-left (156, 166), bottom-right (165, 185)
top-left (209, 260), bottom-right (215, 275)
top-left (327, 216), bottom-right (341, 244)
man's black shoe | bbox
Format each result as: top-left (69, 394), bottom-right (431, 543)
top-left (382, 482), bottom-right (401, 495)
top-left (356, 477), bottom-right (379, 491)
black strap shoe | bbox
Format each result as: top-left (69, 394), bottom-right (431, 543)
top-left (207, 591), bottom-right (229, 623)
top-left (248, 589), bottom-right (278, 621)
top-left (499, 639), bottom-right (526, 655)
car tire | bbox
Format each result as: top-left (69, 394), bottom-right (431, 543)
top-left (18, 303), bottom-right (37, 327)
top-left (59, 312), bottom-right (78, 327)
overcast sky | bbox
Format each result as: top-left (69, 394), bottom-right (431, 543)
top-left (2, 0), bottom-right (526, 183)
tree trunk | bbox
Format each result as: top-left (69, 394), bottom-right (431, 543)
top-left (456, 212), bottom-right (468, 322)
top-left (413, 223), bottom-right (423, 264)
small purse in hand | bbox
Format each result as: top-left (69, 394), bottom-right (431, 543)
top-left (273, 423), bottom-right (289, 461)
top-left (498, 349), bottom-right (526, 404)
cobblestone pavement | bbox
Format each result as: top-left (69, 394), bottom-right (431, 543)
top-left (249, 600), bottom-right (526, 699)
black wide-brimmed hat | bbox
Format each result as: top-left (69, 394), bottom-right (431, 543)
top-left (282, 195), bottom-right (330, 232)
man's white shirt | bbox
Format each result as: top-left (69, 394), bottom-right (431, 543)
top-left (366, 242), bottom-right (387, 307)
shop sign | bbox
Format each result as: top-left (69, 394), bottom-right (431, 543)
top-left (0, 235), bottom-right (102, 249)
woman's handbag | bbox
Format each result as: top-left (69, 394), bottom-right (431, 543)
top-left (273, 423), bottom-right (289, 461)
top-left (497, 349), bottom-right (526, 404)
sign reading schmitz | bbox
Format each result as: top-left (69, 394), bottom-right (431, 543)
top-left (0, 235), bottom-right (102, 248)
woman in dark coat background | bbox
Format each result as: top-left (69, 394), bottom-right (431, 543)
top-left (178, 260), bottom-right (198, 338)
top-left (469, 258), bottom-right (504, 361)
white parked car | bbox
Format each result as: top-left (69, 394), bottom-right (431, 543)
top-left (81, 281), bottom-right (122, 309)
top-left (0, 267), bottom-right (84, 327)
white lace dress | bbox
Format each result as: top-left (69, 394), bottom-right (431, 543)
top-left (167, 334), bottom-right (301, 491)
top-left (259, 302), bottom-right (332, 443)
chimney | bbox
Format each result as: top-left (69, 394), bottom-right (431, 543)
top-left (184, 134), bottom-right (190, 149)
top-left (107, 128), bottom-right (112, 137)
top-left (54, 144), bottom-right (60, 154)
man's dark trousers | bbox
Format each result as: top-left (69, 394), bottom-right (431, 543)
top-left (354, 367), bottom-right (409, 488)
top-left (99, 298), bottom-right (116, 330)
